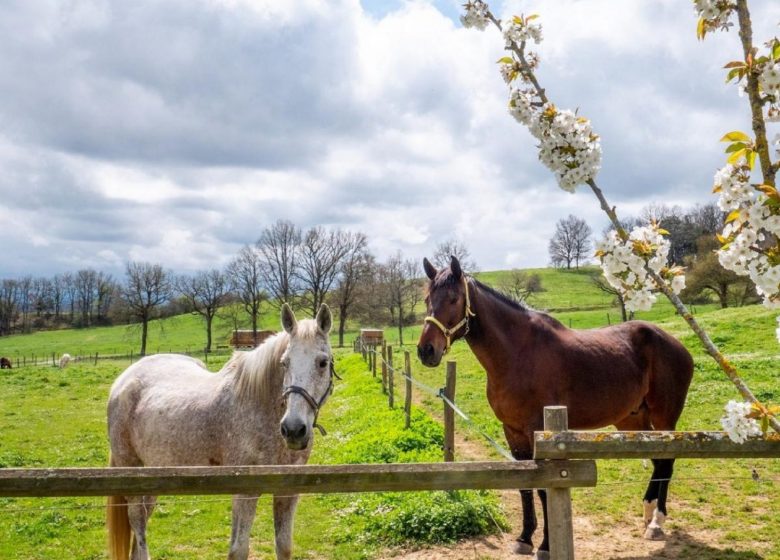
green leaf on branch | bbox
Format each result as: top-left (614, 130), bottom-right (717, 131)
top-left (757, 184), bottom-right (780, 198)
top-left (697, 17), bottom-right (706, 40)
top-left (497, 56), bottom-right (514, 65)
top-left (723, 61), bottom-right (746, 69)
top-left (725, 210), bottom-right (742, 224)
top-left (720, 131), bottom-right (751, 143)
top-left (727, 148), bottom-right (747, 165)
top-left (725, 142), bottom-right (746, 153)
top-left (748, 150), bottom-right (757, 170)
top-left (773, 41), bottom-right (780, 61)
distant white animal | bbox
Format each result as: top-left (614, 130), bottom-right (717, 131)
top-left (59, 353), bottom-right (72, 369)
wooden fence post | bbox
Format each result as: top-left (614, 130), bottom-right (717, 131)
top-left (544, 406), bottom-right (575, 560)
top-left (52, 352), bottom-right (55, 367)
top-left (443, 361), bottom-right (456, 462)
top-left (372, 345), bottom-right (377, 378)
top-left (381, 342), bottom-right (388, 394)
top-left (388, 346), bottom-right (394, 409)
top-left (94, 352), bottom-right (98, 365)
top-left (362, 342), bottom-right (367, 362)
top-left (404, 351), bottom-right (412, 429)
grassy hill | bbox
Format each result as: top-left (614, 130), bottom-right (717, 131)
top-left (1, 266), bottom-right (778, 558)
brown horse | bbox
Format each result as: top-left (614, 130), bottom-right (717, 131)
top-left (0, 357), bottom-right (11, 369)
top-left (417, 256), bottom-right (693, 558)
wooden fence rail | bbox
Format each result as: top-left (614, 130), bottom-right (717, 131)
top-left (0, 460), bottom-right (596, 498)
top-left (535, 430), bottom-right (780, 459)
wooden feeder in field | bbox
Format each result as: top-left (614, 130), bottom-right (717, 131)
top-left (230, 330), bottom-right (276, 349)
top-left (360, 329), bottom-right (384, 346)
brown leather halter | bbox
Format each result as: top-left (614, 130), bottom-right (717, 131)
top-left (424, 275), bottom-right (476, 354)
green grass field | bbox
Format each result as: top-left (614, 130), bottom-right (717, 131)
top-left (1, 267), bottom-right (778, 559)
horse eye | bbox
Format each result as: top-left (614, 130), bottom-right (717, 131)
top-left (318, 359), bottom-right (328, 369)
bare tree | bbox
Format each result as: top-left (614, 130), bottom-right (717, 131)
top-left (498, 270), bottom-right (544, 303)
top-left (297, 227), bottom-right (352, 318)
top-left (0, 279), bottom-right (19, 336)
top-left (121, 262), bottom-right (172, 356)
top-left (328, 231), bottom-right (370, 347)
top-left (591, 275), bottom-right (633, 322)
top-left (62, 271), bottom-right (77, 324)
top-left (432, 238), bottom-right (478, 272)
top-left (549, 215), bottom-right (592, 269)
top-left (227, 245), bottom-right (267, 343)
top-left (95, 272), bottom-right (117, 324)
top-left (177, 269), bottom-right (230, 353)
top-left (257, 219), bottom-right (301, 308)
top-left (51, 274), bottom-right (67, 322)
top-left (16, 276), bottom-right (33, 332)
top-left (74, 269), bottom-right (98, 327)
top-left (383, 253), bottom-right (423, 346)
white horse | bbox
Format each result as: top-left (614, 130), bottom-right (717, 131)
top-left (58, 353), bottom-right (72, 369)
top-left (107, 303), bottom-right (334, 560)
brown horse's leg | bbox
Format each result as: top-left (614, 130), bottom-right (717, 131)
top-left (505, 425), bottom-right (536, 555)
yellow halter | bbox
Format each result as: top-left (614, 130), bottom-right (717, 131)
top-left (424, 275), bottom-right (476, 354)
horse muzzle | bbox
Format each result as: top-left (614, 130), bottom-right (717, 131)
top-left (280, 418), bottom-right (310, 450)
top-left (417, 342), bottom-right (442, 368)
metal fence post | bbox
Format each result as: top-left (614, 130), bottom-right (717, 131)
top-left (544, 406), bottom-right (575, 560)
top-left (404, 351), bottom-right (412, 429)
top-left (443, 361), bottom-right (456, 462)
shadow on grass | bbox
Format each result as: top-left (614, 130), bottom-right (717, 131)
top-left (606, 530), bottom-right (764, 560)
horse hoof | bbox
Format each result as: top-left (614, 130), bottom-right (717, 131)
top-left (643, 525), bottom-right (666, 541)
top-left (533, 550), bottom-right (550, 560)
top-left (513, 541), bottom-right (534, 555)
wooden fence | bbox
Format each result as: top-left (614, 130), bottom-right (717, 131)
top-left (3, 403), bottom-right (780, 559)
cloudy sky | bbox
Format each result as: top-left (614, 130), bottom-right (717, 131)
top-left (0, 0), bottom-right (777, 277)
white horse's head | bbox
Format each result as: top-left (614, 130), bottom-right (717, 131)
top-left (279, 303), bottom-right (334, 450)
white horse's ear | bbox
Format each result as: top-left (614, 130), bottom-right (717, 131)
top-left (281, 303), bottom-right (297, 334)
top-left (423, 257), bottom-right (437, 280)
top-left (316, 303), bottom-right (332, 334)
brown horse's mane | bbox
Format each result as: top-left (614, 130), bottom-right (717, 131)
top-left (472, 277), bottom-right (530, 312)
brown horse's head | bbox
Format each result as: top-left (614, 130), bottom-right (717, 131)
top-left (417, 255), bottom-right (473, 367)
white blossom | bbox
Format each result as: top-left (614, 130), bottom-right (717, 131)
top-left (502, 16), bottom-right (542, 47)
top-left (596, 225), bottom-right (684, 312)
top-left (693, 0), bottom-right (734, 33)
top-left (759, 61), bottom-right (780, 99)
top-left (460, 1), bottom-right (490, 31)
top-left (721, 400), bottom-right (762, 444)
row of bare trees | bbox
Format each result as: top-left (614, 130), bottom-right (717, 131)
top-left (1, 221), bottom-right (474, 354)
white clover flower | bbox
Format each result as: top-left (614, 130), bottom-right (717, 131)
top-left (460, 1), bottom-right (490, 30)
top-left (721, 400), bottom-right (762, 444)
top-left (776, 316), bottom-right (780, 344)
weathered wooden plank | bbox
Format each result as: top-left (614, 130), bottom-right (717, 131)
top-left (443, 361), bottom-right (457, 462)
top-left (0, 460), bottom-right (596, 497)
top-left (535, 430), bottom-right (780, 459)
top-left (543, 406), bottom-right (575, 560)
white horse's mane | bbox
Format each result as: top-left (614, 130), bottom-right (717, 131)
top-left (231, 320), bottom-right (322, 401)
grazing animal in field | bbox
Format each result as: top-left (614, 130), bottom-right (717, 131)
top-left (58, 353), bottom-right (72, 369)
top-left (0, 357), bottom-right (11, 369)
top-left (417, 257), bottom-right (693, 558)
top-left (107, 303), bottom-right (335, 560)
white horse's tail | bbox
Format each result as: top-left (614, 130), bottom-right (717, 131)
top-left (107, 454), bottom-right (131, 560)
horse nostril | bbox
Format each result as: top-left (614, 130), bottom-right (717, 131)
top-left (281, 420), bottom-right (307, 441)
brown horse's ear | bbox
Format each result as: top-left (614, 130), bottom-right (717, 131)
top-left (423, 257), bottom-right (437, 280)
top-left (450, 255), bottom-right (462, 280)
top-left (281, 303), bottom-right (297, 334)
